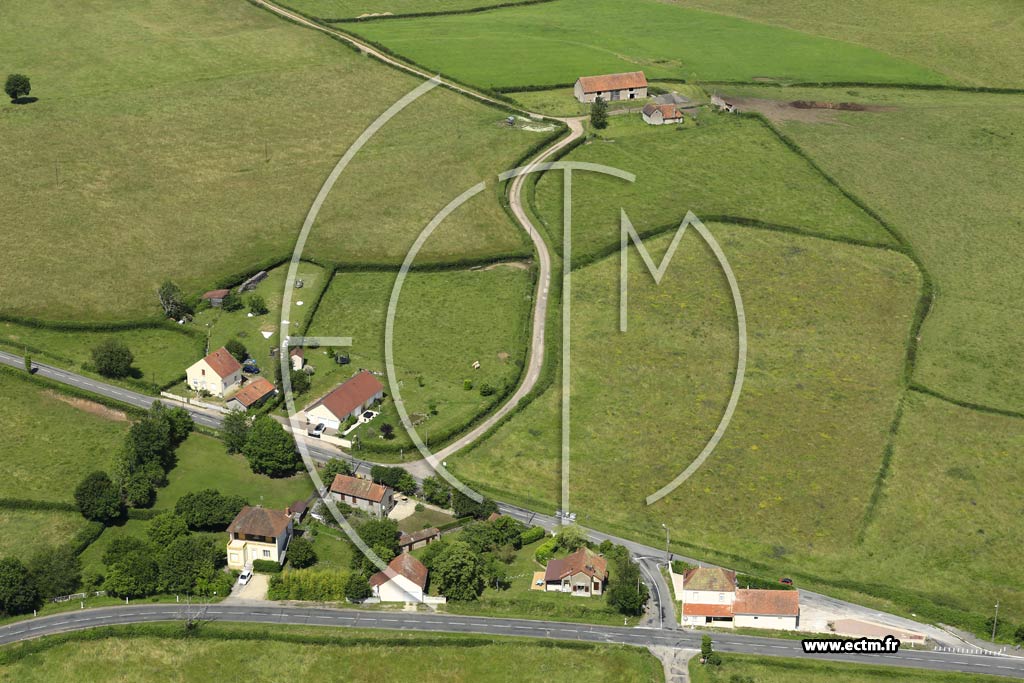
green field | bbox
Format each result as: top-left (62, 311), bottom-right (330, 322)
top-left (0, 624), bottom-right (662, 682)
top-left (720, 86), bottom-right (1024, 412)
top-left (450, 226), bottom-right (923, 609)
top-left (0, 509), bottom-right (94, 560)
top-left (531, 113), bottom-right (892, 266)
top-left (0, 370), bottom-right (125, 502)
top-left (667, 0), bottom-right (1024, 88)
top-left (689, 653), bottom-right (1006, 682)
top-left (282, 0), bottom-right (537, 20)
top-left (304, 266), bottom-right (533, 451)
top-left (0, 321), bottom-right (202, 390)
top-left (0, 0), bottom-right (542, 322)
top-left (344, 0), bottom-right (945, 90)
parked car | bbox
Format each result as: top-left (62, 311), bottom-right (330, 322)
top-left (308, 423), bottom-right (326, 438)
top-left (238, 569), bottom-right (253, 585)
top-left (779, 577), bottom-right (794, 586)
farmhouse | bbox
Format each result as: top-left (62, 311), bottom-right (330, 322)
top-left (226, 505), bottom-right (293, 570)
top-left (574, 71), bottom-right (648, 103)
top-left (370, 552), bottom-right (428, 603)
top-left (304, 370), bottom-right (384, 433)
top-left (398, 527), bottom-right (440, 552)
top-left (200, 289), bottom-right (230, 307)
top-left (543, 547), bottom-right (607, 596)
top-left (733, 588), bottom-right (800, 630)
top-left (329, 473), bottom-right (395, 517)
top-left (642, 103), bottom-right (685, 125)
top-left (225, 377), bottom-right (277, 412)
top-left (186, 347), bottom-right (242, 397)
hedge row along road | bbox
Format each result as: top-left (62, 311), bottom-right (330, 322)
top-left (0, 348), bottom-right (1004, 663)
top-left (2, 604), bottom-right (1023, 679)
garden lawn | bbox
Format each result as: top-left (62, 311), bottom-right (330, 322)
top-left (157, 433), bottom-right (313, 511)
top-left (531, 113), bottom-right (893, 267)
top-left (666, 0), bottom-right (1024, 88)
top-left (0, 321), bottom-right (203, 390)
top-left (0, 624), bottom-right (662, 682)
top-left (450, 225), bottom-right (923, 614)
top-left (688, 653), bottom-right (1006, 682)
top-left (344, 0), bottom-right (945, 90)
top-left (0, 510), bottom-right (94, 561)
top-left (281, 0), bottom-right (537, 20)
top-left (304, 522), bottom-right (355, 571)
top-left (189, 261), bottom-right (327, 372)
top-left (435, 539), bottom-right (638, 625)
top-left (396, 507), bottom-right (455, 533)
top-left (0, 370), bottom-right (125, 502)
top-left (0, 0), bottom-right (540, 322)
top-left (303, 266), bottom-right (533, 453)
top-left (722, 86), bottom-right (1024, 412)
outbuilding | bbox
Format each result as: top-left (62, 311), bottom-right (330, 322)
top-left (201, 289), bottom-right (231, 307)
top-left (225, 377), bottom-right (277, 412)
top-left (370, 552), bottom-right (428, 603)
top-left (642, 103), bottom-right (685, 125)
top-left (574, 71), bottom-right (648, 103)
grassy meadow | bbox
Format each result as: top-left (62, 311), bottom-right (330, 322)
top-left (0, 0), bottom-right (541, 322)
top-left (666, 0), bottom-right (1024, 88)
top-left (344, 0), bottom-right (945, 90)
top-left (530, 114), bottom-right (893, 266)
top-left (721, 86), bottom-right (1024, 412)
top-left (689, 653), bottom-right (1007, 683)
top-left (450, 225), bottom-right (923, 610)
top-left (0, 625), bottom-right (662, 682)
top-left (303, 265), bottom-right (533, 451)
top-left (282, 0), bottom-right (531, 20)
top-left (0, 370), bottom-right (126, 502)
top-left (0, 510), bottom-right (94, 560)
top-left (0, 321), bottom-right (202, 390)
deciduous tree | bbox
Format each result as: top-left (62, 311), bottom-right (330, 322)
top-left (432, 541), bottom-right (484, 601)
top-left (287, 537), bottom-right (317, 569)
top-left (591, 96), bottom-right (609, 129)
top-left (91, 338), bottom-right (134, 378)
top-left (74, 471), bottom-right (122, 523)
top-left (242, 415), bottom-right (298, 477)
top-left (0, 558), bottom-right (40, 616)
top-left (4, 74), bottom-right (30, 102)
top-left (221, 409), bottom-right (250, 454)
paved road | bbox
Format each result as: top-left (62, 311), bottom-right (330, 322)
top-left (2, 604), bottom-right (1021, 679)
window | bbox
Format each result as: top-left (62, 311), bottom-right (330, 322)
top-left (263, 550), bottom-right (271, 558)
top-left (719, 593), bottom-right (725, 601)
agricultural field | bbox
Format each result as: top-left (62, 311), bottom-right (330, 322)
top-left (450, 225), bottom-right (923, 610)
top-left (0, 321), bottom-right (202, 390)
top-left (0, 370), bottom-right (126, 502)
top-left (343, 0), bottom-right (945, 90)
top-left (530, 113), bottom-right (893, 266)
top-left (0, 625), bottom-right (663, 682)
top-left (303, 266), bottom-right (533, 451)
top-left (719, 86), bottom-right (1024, 412)
top-left (0, 0), bottom-right (542, 323)
top-left (688, 653), bottom-right (1007, 683)
top-left (666, 0), bottom-right (1024, 88)
top-left (281, 0), bottom-right (536, 20)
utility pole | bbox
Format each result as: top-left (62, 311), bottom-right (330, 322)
top-left (992, 601), bottom-right (1000, 642)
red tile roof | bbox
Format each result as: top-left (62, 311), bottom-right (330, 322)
top-left (733, 589), bottom-right (800, 616)
top-left (370, 552), bottom-right (428, 589)
top-left (227, 506), bottom-right (291, 537)
top-left (201, 347), bottom-right (242, 379)
top-left (330, 474), bottom-right (390, 503)
top-left (544, 547), bottom-right (608, 582)
top-left (201, 289), bottom-right (230, 300)
top-left (683, 567), bottom-right (736, 592)
top-left (289, 346), bottom-right (304, 359)
top-left (229, 377), bottom-right (276, 407)
top-left (577, 71), bottom-right (647, 94)
top-left (682, 603), bottom-right (734, 617)
top-left (642, 103), bottom-right (684, 120)
top-left (309, 371), bottom-right (383, 420)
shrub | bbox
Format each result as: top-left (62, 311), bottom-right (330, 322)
top-left (345, 573), bottom-right (373, 602)
top-left (478, 383), bottom-right (495, 397)
top-left (414, 503), bottom-right (425, 512)
top-left (4, 73), bottom-right (31, 102)
top-left (249, 294), bottom-right (268, 316)
top-left (224, 339), bottom-right (248, 362)
top-left (90, 339), bottom-right (134, 378)
top-left (267, 569), bottom-right (348, 601)
top-left (463, 379), bottom-right (473, 390)
top-left (252, 559), bottom-right (282, 574)
top-left (519, 526), bottom-right (546, 546)
top-left (672, 560), bottom-right (695, 575)
top-left (534, 537), bottom-right (559, 564)
top-left (221, 292), bottom-right (244, 312)
top-left (287, 537), bottom-right (317, 569)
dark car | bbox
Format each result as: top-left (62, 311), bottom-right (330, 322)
top-left (779, 577), bottom-right (794, 586)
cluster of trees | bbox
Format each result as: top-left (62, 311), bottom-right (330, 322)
top-left (0, 545), bottom-right (82, 616)
top-left (600, 540), bottom-right (649, 616)
top-left (74, 402), bottom-right (193, 522)
top-left (90, 339), bottom-right (135, 379)
top-left (221, 412), bottom-right (299, 477)
top-left (421, 476), bottom-right (498, 520)
top-left (320, 458), bottom-right (353, 485)
top-left (370, 465), bottom-right (416, 495)
top-left (174, 489), bottom-right (247, 531)
top-left (100, 512), bottom-right (232, 598)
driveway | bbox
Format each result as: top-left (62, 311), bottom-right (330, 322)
top-left (225, 573), bottom-right (269, 603)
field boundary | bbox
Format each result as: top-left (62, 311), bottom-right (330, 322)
top-left (908, 384), bottom-right (1024, 420)
top-left (293, 0), bottom-right (561, 24)
top-left (702, 79), bottom-right (1024, 95)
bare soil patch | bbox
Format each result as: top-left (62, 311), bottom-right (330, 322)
top-left (478, 260), bottom-right (530, 271)
top-left (45, 390), bottom-right (128, 421)
top-left (723, 96), bottom-right (894, 123)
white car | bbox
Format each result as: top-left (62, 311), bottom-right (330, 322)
top-left (238, 569), bottom-right (253, 585)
